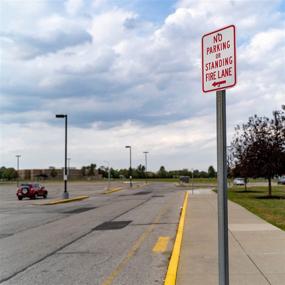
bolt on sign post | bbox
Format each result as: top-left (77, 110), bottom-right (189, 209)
top-left (202, 25), bottom-right (237, 285)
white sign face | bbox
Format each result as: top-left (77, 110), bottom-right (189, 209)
top-left (202, 25), bottom-right (236, 93)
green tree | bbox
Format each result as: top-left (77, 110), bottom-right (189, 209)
top-left (118, 168), bottom-right (129, 179)
top-left (136, 164), bottom-right (145, 179)
top-left (88, 163), bottom-right (96, 176)
top-left (199, 171), bottom-right (208, 178)
top-left (81, 166), bottom-right (86, 176)
top-left (208, 166), bottom-right (217, 178)
top-left (98, 166), bottom-right (107, 178)
top-left (193, 169), bottom-right (200, 178)
top-left (110, 168), bottom-right (119, 179)
top-left (157, 166), bottom-right (168, 178)
top-left (0, 167), bottom-right (6, 179)
top-left (2, 167), bottom-right (17, 180)
top-left (231, 106), bottom-right (285, 196)
top-left (50, 168), bottom-right (58, 178)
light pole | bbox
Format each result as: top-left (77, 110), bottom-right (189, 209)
top-left (55, 114), bottom-right (69, 199)
top-left (103, 161), bottom-right (111, 190)
top-left (125, 146), bottom-right (132, 187)
top-left (16, 155), bottom-right (21, 187)
top-left (191, 168), bottom-right (194, 193)
top-left (67, 158), bottom-right (71, 178)
top-left (143, 151), bottom-right (149, 183)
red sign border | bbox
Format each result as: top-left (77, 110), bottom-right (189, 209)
top-left (201, 25), bottom-right (237, 93)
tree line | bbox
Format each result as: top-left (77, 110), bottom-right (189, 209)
top-left (91, 164), bottom-right (217, 179)
top-left (0, 164), bottom-right (217, 181)
top-left (0, 167), bottom-right (18, 180)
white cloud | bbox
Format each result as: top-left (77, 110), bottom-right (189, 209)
top-left (65, 0), bottom-right (83, 16)
top-left (240, 28), bottom-right (285, 63)
top-left (88, 9), bottom-right (138, 45)
top-left (92, 0), bottom-right (107, 9)
top-left (37, 14), bottom-right (86, 41)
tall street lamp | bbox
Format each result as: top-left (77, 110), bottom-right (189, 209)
top-left (56, 114), bottom-right (69, 199)
top-left (143, 151), bottom-right (149, 183)
top-left (103, 161), bottom-right (111, 191)
top-left (125, 146), bottom-right (132, 188)
top-left (16, 155), bottom-right (21, 187)
top-left (191, 168), bottom-right (194, 193)
top-left (67, 158), bottom-right (71, 178)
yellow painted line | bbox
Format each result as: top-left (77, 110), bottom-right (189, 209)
top-left (35, 195), bottom-right (89, 205)
top-left (101, 200), bottom-right (171, 285)
top-left (102, 187), bottom-right (122, 195)
top-left (164, 192), bottom-right (189, 285)
top-left (153, 236), bottom-right (170, 253)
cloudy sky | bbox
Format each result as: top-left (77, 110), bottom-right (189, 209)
top-left (0, 0), bottom-right (284, 171)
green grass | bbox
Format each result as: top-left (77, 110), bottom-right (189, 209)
top-left (133, 178), bottom-right (217, 184)
top-left (227, 185), bottom-right (285, 231)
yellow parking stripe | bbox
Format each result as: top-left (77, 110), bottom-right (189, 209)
top-left (153, 237), bottom-right (170, 253)
top-left (35, 195), bottom-right (89, 205)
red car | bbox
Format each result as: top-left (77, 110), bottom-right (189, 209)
top-left (17, 183), bottom-right (48, 200)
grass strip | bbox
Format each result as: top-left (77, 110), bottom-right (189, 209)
top-left (227, 185), bottom-right (285, 231)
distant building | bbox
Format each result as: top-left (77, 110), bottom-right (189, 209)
top-left (18, 169), bottom-right (31, 180)
top-left (17, 168), bottom-right (101, 181)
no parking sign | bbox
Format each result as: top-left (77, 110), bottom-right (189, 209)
top-left (202, 25), bottom-right (236, 93)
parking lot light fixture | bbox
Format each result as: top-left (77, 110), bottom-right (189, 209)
top-left (67, 158), bottom-right (71, 177)
top-left (16, 155), bottom-right (21, 187)
top-left (143, 151), bottom-right (149, 184)
top-left (103, 161), bottom-right (111, 190)
top-left (55, 114), bottom-right (69, 199)
top-left (125, 146), bottom-right (132, 188)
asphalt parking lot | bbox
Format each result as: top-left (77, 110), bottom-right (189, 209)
top-left (0, 181), bottom-right (185, 285)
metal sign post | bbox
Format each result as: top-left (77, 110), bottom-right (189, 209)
top-left (202, 25), bottom-right (236, 285)
top-left (216, 89), bottom-right (229, 285)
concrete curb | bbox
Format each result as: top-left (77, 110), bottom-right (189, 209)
top-left (35, 195), bottom-right (89, 205)
top-left (164, 192), bottom-right (189, 285)
top-left (102, 187), bottom-right (122, 194)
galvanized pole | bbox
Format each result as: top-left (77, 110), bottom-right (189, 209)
top-left (125, 146), bottom-right (132, 187)
top-left (108, 166), bottom-right (111, 190)
top-left (103, 160), bottom-right (111, 190)
top-left (56, 114), bottom-right (69, 199)
top-left (191, 168), bottom-right (194, 194)
top-left (16, 155), bottom-right (21, 187)
top-left (143, 151), bottom-right (148, 184)
top-left (129, 147), bottom-right (132, 187)
top-left (63, 115), bottom-right (69, 199)
top-left (216, 90), bottom-right (229, 285)
top-left (67, 158), bottom-right (71, 178)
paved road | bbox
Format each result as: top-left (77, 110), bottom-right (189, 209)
top-left (0, 182), bottom-right (184, 285)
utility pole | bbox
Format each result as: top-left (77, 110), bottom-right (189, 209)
top-left (125, 146), bottom-right (132, 187)
top-left (143, 151), bottom-right (149, 183)
top-left (56, 114), bottom-right (69, 199)
top-left (16, 155), bottom-right (21, 187)
top-left (103, 161), bottom-right (111, 190)
top-left (67, 158), bottom-right (71, 178)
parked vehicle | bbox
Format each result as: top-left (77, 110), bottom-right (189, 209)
top-left (277, 176), bottom-right (285, 185)
top-left (16, 183), bottom-right (48, 200)
top-left (233, 178), bottom-right (245, 186)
